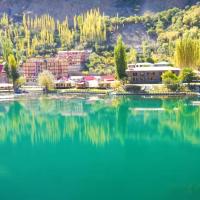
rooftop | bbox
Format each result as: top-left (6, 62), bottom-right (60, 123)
top-left (128, 62), bottom-right (172, 68)
top-left (58, 50), bottom-right (92, 54)
top-left (126, 66), bottom-right (180, 72)
top-left (154, 61), bottom-right (170, 66)
top-left (128, 62), bottom-right (154, 66)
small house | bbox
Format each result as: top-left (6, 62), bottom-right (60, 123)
top-left (84, 76), bottom-right (100, 88)
top-left (99, 75), bottom-right (115, 89)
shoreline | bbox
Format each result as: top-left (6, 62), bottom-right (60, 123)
top-left (57, 89), bottom-right (200, 97)
top-left (0, 89), bottom-right (199, 99)
top-left (112, 92), bottom-right (199, 96)
top-left (1, 83), bottom-right (199, 97)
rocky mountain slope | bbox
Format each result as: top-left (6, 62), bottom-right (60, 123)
top-left (0, 0), bottom-right (198, 20)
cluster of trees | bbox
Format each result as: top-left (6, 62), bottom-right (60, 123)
top-left (57, 19), bottom-right (75, 49)
top-left (109, 4), bottom-right (200, 62)
top-left (2, 53), bottom-right (26, 91)
top-left (161, 36), bottom-right (200, 91)
top-left (162, 68), bottom-right (196, 91)
top-left (86, 51), bottom-right (115, 75)
top-left (148, 5), bottom-right (200, 61)
top-left (22, 14), bottom-right (56, 56)
top-left (74, 9), bottom-right (107, 44)
top-left (86, 39), bottom-right (137, 76)
top-left (0, 9), bottom-right (107, 60)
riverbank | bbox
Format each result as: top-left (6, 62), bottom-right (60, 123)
top-left (57, 88), bottom-right (199, 96)
top-left (112, 91), bottom-right (199, 96)
top-left (1, 88), bottom-right (199, 97)
top-left (1, 84), bottom-right (200, 98)
top-left (0, 91), bottom-right (199, 105)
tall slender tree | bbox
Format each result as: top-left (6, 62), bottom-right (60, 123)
top-left (127, 47), bottom-right (137, 63)
top-left (114, 36), bottom-right (127, 80)
top-left (174, 37), bottom-right (200, 69)
top-left (8, 54), bottom-right (20, 91)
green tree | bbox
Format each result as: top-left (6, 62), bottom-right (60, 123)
top-left (0, 36), bottom-right (13, 62)
top-left (162, 71), bottom-right (180, 91)
top-left (38, 70), bottom-right (55, 93)
top-left (76, 9), bottom-right (107, 44)
top-left (16, 76), bottom-right (26, 88)
top-left (174, 37), bottom-right (200, 69)
top-left (127, 48), bottom-right (137, 63)
top-left (142, 41), bottom-right (152, 61)
top-left (0, 36), bottom-right (14, 78)
top-left (87, 52), bottom-right (115, 75)
top-left (179, 68), bottom-right (196, 84)
top-left (114, 36), bottom-right (127, 80)
top-left (8, 54), bottom-right (20, 91)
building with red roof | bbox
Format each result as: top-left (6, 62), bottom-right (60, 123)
top-left (101, 75), bottom-right (115, 82)
top-left (84, 76), bottom-right (96, 81)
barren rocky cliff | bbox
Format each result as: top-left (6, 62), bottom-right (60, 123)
top-left (0, 0), bottom-right (198, 20)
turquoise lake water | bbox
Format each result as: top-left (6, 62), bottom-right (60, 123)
top-left (0, 95), bottom-right (200, 200)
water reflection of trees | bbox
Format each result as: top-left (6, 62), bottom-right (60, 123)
top-left (0, 96), bottom-right (199, 145)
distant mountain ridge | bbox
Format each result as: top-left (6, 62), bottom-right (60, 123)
top-left (0, 0), bottom-right (198, 20)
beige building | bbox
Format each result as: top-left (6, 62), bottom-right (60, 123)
top-left (126, 63), bottom-right (180, 84)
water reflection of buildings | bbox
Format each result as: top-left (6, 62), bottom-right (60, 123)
top-left (21, 97), bottom-right (88, 117)
top-left (0, 97), bottom-right (199, 146)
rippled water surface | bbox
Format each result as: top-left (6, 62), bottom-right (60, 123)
top-left (0, 95), bottom-right (200, 200)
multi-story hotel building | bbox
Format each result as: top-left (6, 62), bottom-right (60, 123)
top-left (57, 50), bottom-right (91, 73)
top-left (126, 62), bottom-right (180, 84)
top-left (22, 50), bottom-right (91, 82)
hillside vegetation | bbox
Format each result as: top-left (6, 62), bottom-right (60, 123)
top-left (111, 4), bottom-right (200, 59)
